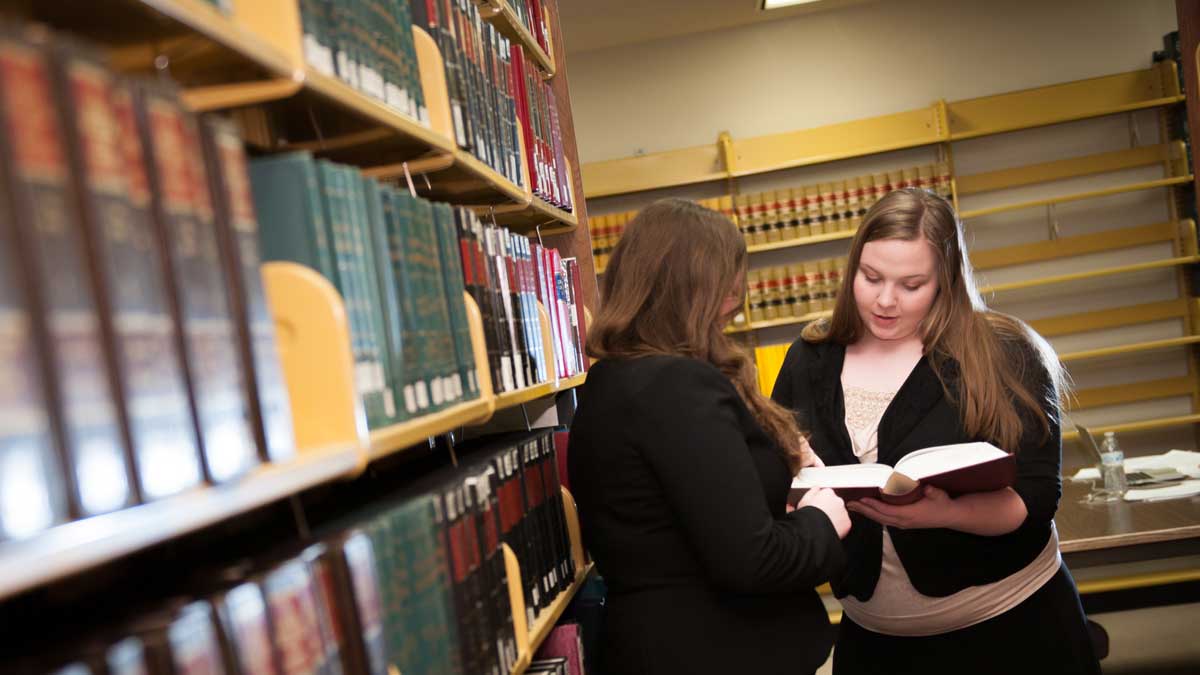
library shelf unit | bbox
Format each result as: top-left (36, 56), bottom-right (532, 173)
top-left (4, 1), bottom-right (596, 660)
top-left (24, 0), bottom-right (578, 231)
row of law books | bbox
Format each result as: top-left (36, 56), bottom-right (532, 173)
top-left (300, 0), bottom-right (428, 124)
top-left (588, 196), bottom-right (733, 271)
top-left (506, 0), bottom-right (554, 58)
top-left (0, 25), bottom-right (294, 543)
top-left (16, 430), bottom-right (580, 675)
top-left (747, 257), bottom-right (848, 324)
top-left (734, 163), bottom-right (953, 247)
top-left (248, 152), bottom-right (588, 429)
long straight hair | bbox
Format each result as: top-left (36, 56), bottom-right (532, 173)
top-left (588, 199), bottom-right (807, 471)
top-left (803, 188), bottom-right (1066, 451)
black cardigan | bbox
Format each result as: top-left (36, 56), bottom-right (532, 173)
top-left (771, 338), bottom-right (1062, 600)
top-left (569, 355), bottom-right (846, 675)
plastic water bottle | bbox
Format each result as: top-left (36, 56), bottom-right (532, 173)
top-left (1097, 431), bottom-right (1128, 500)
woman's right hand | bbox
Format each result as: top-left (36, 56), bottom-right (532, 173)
top-left (799, 488), bottom-right (851, 539)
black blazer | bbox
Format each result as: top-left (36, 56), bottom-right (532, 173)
top-left (771, 338), bottom-right (1061, 601)
top-left (569, 355), bottom-right (845, 675)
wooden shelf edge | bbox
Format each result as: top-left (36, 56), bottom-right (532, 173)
top-left (1074, 568), bottom-right (1200, 594)
top-left (140, 0), bottom-right (297, 78)
top-left (368, 396), bottom-right (494, 461)
top-left (1062, 413), bottom-right (1200, 443)
top-left (558, 373), bottom-right (587, 391)
top-left (495, 382), bottom-right (558, 410)
top-left (960, 175), bottom-right (1194, 220)
top-left (1060, 335), bottom-right (1200, 364)
top-left (1058, 525), bottom-right (1200, 554)
top-left (454, 149), bottom-right (532, 205)
top-left (747, 228), bottom-right (857, 254)
top-left (981, 255), bottom-right (1200, 295)
top-left (301, 68), bottom-right (455, 154)
top-left (730, 136), bottom-right (945, 179)
top-left (0, 442), bottom-right (362, 601)
top-left (513, 563), bottom-right (596, 675)
top-left (481, 0), bottom-right (556, 77)
top-left (949, 95), bottom-right (1188, 142)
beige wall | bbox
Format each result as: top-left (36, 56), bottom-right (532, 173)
top-left (567, 0), bottom-right (1178, 164)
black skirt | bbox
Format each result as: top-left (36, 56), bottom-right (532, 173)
top-left (833, 564), bottom-right (1101, 675)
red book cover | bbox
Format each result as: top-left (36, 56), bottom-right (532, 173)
top-left (0, 28), bottom-right (134, 517)
top-left (215, 582), bottom-right (280, 675)
top-left (534, 623), bottom-right (583, 675)
top-left (262, 558), bottom-right (330, 675)
top-left (166, 602), bottom-right (225, 675)
top-left (790, 442), bottom-right (1017, 506)
top-left (553, 430), bottom-right (570, 493)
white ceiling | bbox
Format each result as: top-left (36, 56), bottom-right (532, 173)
top-left (558, 0), bottom-right (885, 54)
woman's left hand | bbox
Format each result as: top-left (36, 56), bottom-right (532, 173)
top-left (847, 485), bottom-right (958, 530)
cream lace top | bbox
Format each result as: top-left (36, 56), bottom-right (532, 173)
top-left (836, 384), bottom-right (1062, 637)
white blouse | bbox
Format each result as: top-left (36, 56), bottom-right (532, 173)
top-left (836, 383), bottom-right (1062, 637)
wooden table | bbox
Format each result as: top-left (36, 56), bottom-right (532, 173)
top-left (1057, 480), bottom-right (1200, 563)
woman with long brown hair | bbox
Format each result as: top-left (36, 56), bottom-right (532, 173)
top-left (772, 188), bottom-right (1099, 674)
top-left (568, 198), bottom-right (850, 675)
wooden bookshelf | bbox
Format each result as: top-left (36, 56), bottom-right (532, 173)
top-left (369, 399), bottom-right (495, 461)
top-left (1062, 413), bottom-right (1200, 444)
top-left (1058, 335), bottom-right (1200, 365)
top-left (0, 441), bottom-right (364, 602)
top-left (1028, 299), bottom-right (1193, 338)
top-left (746, 227), bottom-right (857, 254)
top-left (947, 60), bottom-right (1185, 141)
top-left (479, 0), bottom-right (556, 77)
top-left (513, 563), bottom-right (595, 674)
top-left (959, 176), bottom-right (1194, 220)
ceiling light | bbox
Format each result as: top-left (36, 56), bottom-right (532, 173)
top-left (762, 0), bottom-right (824, 9)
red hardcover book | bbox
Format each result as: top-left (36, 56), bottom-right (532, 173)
top-left (166, 601), bottom-right (226, 675)
top-left (55, 47), bottom-right (204, 506)
top-left (262, 558), bottom-right (330, 675)
top-left (200, 115), bottom-right (295, 464)
top-left (136, 84), bottom-right (257, 487)
top-left (533, 623), bottom-right (584, 675)
top-left (790, 442), bottom-right (1017, 505)
top-left (553, 430), bottom-right (570, 493)
top-left (0, 27), bottom-right (134, 517)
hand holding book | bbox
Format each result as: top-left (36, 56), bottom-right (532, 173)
top-left (790, 442), bottom-right (1016, 506)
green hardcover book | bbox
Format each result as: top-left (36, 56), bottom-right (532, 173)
top-left (432, 204), bottom-right (478, 399)
top-left (249, 151), bottom-right (336, 281)
top-left (362, 178), bottom-right (409, 421)
top-left (346, 169), bottom-right (397, 424)
top-left (300, 0), bottom-right (335, 76)
top-left (392, 0), bottom-right (425, 123)
top-left (397, 494), bottom-right (462, 675)
top-left (137, 83), bottom-right (257, 487)
top-left (414, 198), bottom-right (460, 408)
top-left (388, 190), bottom-right (433, 414)
top-left (0, 28), bottom-right (136, 516)
top-left (318, 162), bottom-right (392, 427)
top-left (56, 51), bottom-right (204, 502)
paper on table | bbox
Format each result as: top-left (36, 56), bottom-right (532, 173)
top-left (1124, 479), bottom-right (1200, 502)
top-left (1070, 450), bottom-right (1200, 482)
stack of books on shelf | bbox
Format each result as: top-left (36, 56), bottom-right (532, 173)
top-left (16, 430), bottom-right (580, 675)
top-left (0, 26), bottom-right (293, 543)
top-left (299, 0), bottom-right (429, 124)
top-left (734, 163), bottom-right (952, 247)
top-left (589, 196), bottom-right (733, 272)
top-left (747, 257), bottom-right (848, 325)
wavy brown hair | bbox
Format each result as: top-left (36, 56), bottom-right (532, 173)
top-left (802, 188), bottom-right (1066, 451)
top-left (589, 198), bottom-right (807, 471)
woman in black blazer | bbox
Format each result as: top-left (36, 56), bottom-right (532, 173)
top-left (569, 199), bottom-right (850, 675)
top-left (772, 189), bottom-right (1099, 675)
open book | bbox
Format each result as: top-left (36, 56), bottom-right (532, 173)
top-left (790, 442), bottom-right (1016, 505)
